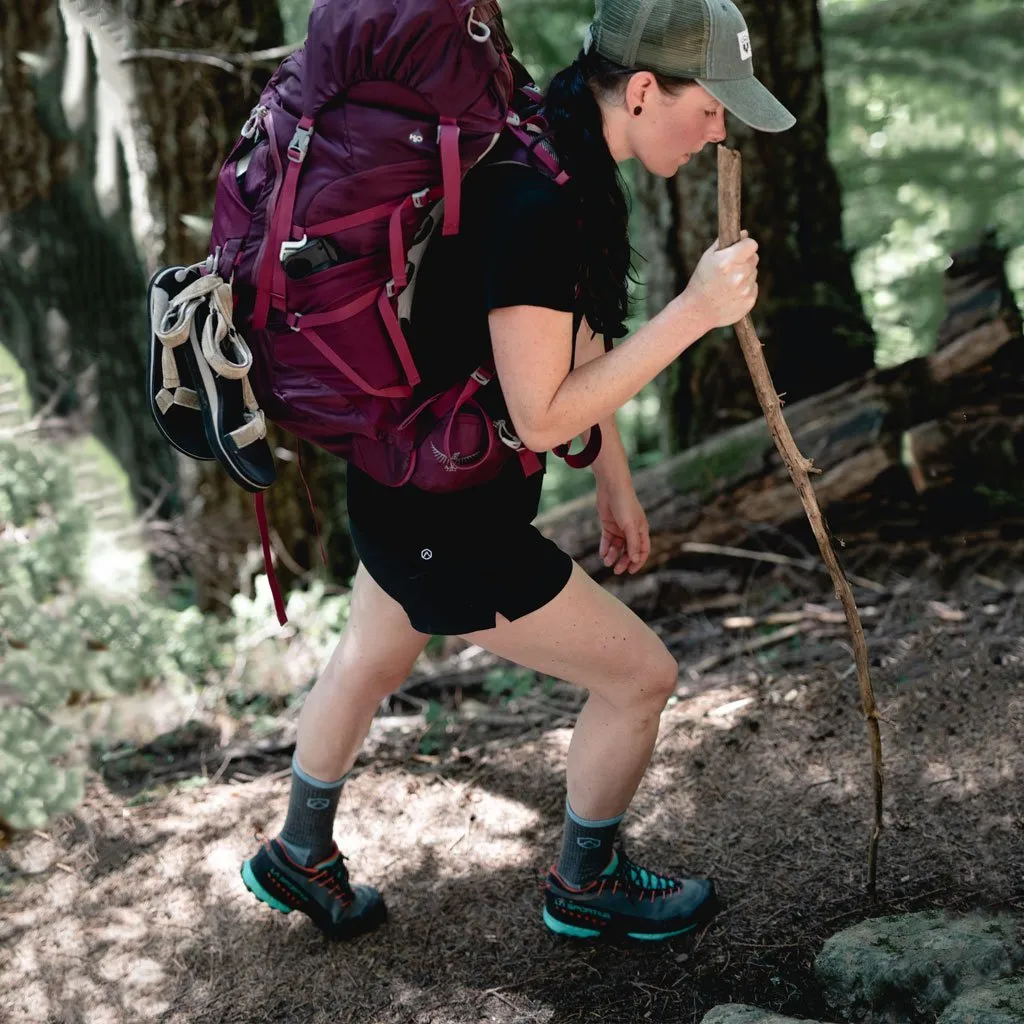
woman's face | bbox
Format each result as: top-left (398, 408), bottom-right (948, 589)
top-left (622, 74), bottom-right (728, 177)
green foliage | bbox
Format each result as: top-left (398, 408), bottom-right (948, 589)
top-left (419, 699), bottom-right (455, 755)
top-left (824, 0), bottom-right (1024, 366)
top-left (0, 438), bottom-right (236, 835)
top-left (230, 575), bottom-right (351, 646)
top-left (278, 0), bottom-right (313, 43)
top-left (483, 667), bottom-right (535, 703)
top-left (0, 441), bottom-right (89, 601)
top-left (0, 705), bottom-right (85, 831)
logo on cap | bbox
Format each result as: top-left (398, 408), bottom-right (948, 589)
top-left (737, 30), bottom-right (752, 61)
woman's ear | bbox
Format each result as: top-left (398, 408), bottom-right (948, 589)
top-left (624, 71), bottom-right (656, 114)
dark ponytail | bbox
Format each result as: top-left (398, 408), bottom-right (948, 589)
top-left (543, 49), bottom-right (693, 340)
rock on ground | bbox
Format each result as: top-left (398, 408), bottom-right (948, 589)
top-left (937, 975), bottom-right (1024, 1024)
top-left (815, 910), bottom-right (1024, 1021)
top-left (702, 1006), bottom-right (839, 1024)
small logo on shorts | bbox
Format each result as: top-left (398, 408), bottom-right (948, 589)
top-left (421, 548), bottom-right (433, 561)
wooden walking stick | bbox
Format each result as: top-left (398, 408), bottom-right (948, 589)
top-left (717, 145), bottom-right (885, 895)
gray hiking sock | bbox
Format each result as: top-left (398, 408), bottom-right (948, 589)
top-left (556, 798), bottom-right (623, 888)
top-left (278, 753), bottom-right (348, 867)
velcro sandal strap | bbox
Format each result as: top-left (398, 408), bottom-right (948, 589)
top-left (228, 409), bottom-right (268, 449)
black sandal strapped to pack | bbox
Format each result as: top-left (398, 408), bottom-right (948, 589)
top-left (153, 270), bottom-right (276, 492)
top-left (148, 265), bottom-right (214, 461)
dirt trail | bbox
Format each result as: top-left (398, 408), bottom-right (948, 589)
top-left (3, 568), bottom-right (1022, 1024)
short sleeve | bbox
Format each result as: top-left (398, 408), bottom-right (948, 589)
top-left (471, 165), bottom-right (578, 314)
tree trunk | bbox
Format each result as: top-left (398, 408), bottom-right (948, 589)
top-left (634, 0), bottom-right (875, 452)
top-left (538, 234), bottom-right (1024, 577)
top-left (1, 1), bottom-right (356, 613)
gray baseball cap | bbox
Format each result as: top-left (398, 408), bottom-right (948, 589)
top-left (584, 0), bottom-right (796, 132)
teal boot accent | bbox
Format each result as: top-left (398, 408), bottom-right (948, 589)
top-left (543, 849), bottom-right (719, 942)
top-left (241, 837), bottom-right (386, 940)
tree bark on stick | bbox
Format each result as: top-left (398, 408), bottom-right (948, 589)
top-left (717, 144), bottom-right (884, 895)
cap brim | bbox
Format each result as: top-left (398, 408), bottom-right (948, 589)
top-left (696, 75), bottom-right (796, 133)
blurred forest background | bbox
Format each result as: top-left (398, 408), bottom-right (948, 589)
top-left (0, 0), bottom-right (1021, 838)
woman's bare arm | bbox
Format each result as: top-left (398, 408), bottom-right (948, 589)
top-left (489, 290), bottom-right (710, 452)
top-left (572, 318), bottom-right (631, 488)
top-left (489, 234), bottom-right (757, 452)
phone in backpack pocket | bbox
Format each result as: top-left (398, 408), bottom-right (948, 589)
top-left (281, 236), bottom-right (350, 279)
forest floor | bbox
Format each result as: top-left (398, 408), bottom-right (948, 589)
top-left (2, 547), bottom-right (1023, 1024)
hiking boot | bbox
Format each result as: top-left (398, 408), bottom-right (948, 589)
top-left (543, 849), bottom-right (719, 942)
top-left (241, 837), bottom-right (386, 940)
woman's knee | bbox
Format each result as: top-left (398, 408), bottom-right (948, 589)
top-left (325, 626), bottom-right (423, 699)
top-left (594, 640), bottom-right (678, 710)
top-left (638, 644), bottom-right (679, 705)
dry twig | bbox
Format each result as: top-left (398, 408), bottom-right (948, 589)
top-left (119, 43), bottom-right (301, 73)
top-left (718, 145), bottom-right (885, 894)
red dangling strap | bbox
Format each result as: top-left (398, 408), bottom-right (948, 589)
top-left (254, 493), bottom-right (288, 626)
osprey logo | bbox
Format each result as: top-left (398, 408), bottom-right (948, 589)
top-left (431, 442), bottom-right (475, 472)
top-left (737, 30), bottom-right (752, 61)
top-left (576, 837), bottom-right (602, 849)
top-left (306, 797), bottom-right (331, 811)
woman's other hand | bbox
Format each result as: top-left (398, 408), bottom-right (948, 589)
top-left (596, 481), bottom-right (651, 575)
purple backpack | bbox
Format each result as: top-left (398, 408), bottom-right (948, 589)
top-left (206, 0), bottom-right (602, 503)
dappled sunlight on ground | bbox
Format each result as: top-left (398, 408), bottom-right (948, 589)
top-left (3, 571), bottom-right (1022, 1023)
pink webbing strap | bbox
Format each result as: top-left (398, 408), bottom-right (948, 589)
top-left (507, 124), bottom-right (570, 186)
top-left (518, 448), bottom-right (543, 476)
top-left (254, 493), bottom-right (288, 626)
top-left (295, 446), bottom-right (327, 570)
top-left (283, 284), bottom-right (420, 397)
top-left (286, 287), bottom-right (378, 330)
top-left (441, 369), bottom-right (494, 460)
top-left (299, 186), bottom-right (443, 241)
top-left (377, 289), bottom-right (421, 388)
top-left (254, 115), bottom-right (314, 330)
top-left (301, 322), bottom-right (412, 399)
top-left (388, 197), bottom-right (411, 290)
top-left (438, 117), bottom-right (462, 236)
top-left (300, 198), bottom-right (402, 239)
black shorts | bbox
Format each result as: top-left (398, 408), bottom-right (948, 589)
top-left (346, 465), bottom-right (574, 635)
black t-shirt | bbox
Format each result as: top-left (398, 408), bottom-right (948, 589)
top-left (346, 161), bottom-right (579, 537)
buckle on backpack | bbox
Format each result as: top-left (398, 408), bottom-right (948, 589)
top-left (288, 125), bottom-right (313, 163)
top-left (471, 368), bottom-right (491, 386)
top-left (411, 188), bottom-right (430, 209)
top-left (280, 234), bottom-right (308, 263)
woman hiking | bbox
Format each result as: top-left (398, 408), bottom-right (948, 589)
top-left (241, 0), bottom-right (794, 943)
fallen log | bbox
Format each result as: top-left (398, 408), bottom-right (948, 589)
top-left (537, 232), bottom-right (1024, 577)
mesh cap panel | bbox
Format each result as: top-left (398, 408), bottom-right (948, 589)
top-left (593, 0), bottom-right (710, 77)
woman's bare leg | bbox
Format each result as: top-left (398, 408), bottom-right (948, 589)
top-left (295, 562), bottom-right (431, 781)
top-left (460, 561), bottom-right (678, 821)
